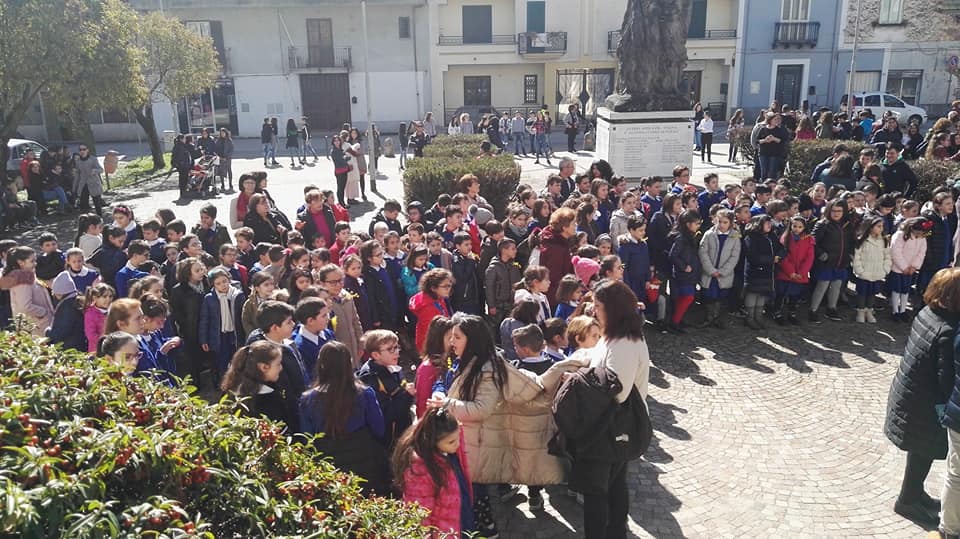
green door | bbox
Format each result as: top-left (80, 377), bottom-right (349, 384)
top-left (526, 1), bottom-right (545, 52)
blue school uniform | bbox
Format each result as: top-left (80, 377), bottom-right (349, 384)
top-left (554, 302), bottom-right (577, 320)
top-left (198, 288), bottom-right (246, 377)
top-left (292, 325), bottom-right (334, 383)
top-left (137, 332), bottom-right (176, 386)
top-left (87, 244), bottom-right (127, 288)
top-left (115, 263), bottom-right (149, 299)
top-left (147, 238), bottom-right (167, 265)
top-left (61, 267), bottom-right (99, 294)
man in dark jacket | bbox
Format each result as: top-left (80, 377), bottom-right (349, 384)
top-left (368, 199), bottom-right (403, 236)
top-left (810, 143), bottom-right (849, 184)
top-left (880, 142), bottom-right (918, 198)
top-left (191, 204), bottom-right (232, 258)
top-left (870, 117), bottom-right (903, 146)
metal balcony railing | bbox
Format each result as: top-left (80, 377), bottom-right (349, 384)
top-left (773, 22), bottom-right (820, 48)
top-left (517, 32), bottom-right (567, 55)
top-left (438, 35), bottom-right (517, 45)
top-left (287, 45), bottom-right (352, 70)
top-left (608, 29), bottom-right (736, 54)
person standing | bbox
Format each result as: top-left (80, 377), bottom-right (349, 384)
top-left (347, 128), bottom-right (368, 202)
top-left (260, 118), bottom-right (274, 166)
top-left (885, 268), bottom-right (960, 527)
top-left (727, 109), bottom-right (744, 162)
top-left (73, 144), bottom-right (105, 216)
top-left (215, 128), bottom-right (234, 192)
top-left (284, 119), bottom-right (300, 167)
top-left (330, 135), bottom-right (351, 207)
top-left (423, 112), bottom-right (437, 139)
top-left (171, 135), bottom-right (194, 199)
top-left (564, 104), bottom-right (580, 153)
top-left (397, 122), bottom-right (409, 170)
top-left (756, 112), bottom-right (789, 180)
top-left (698, 111), bottom-right (715, 163)
top-left (300, 117), bottom-right (320, 163)
top-left (693, 102), bottom-right (704, 150)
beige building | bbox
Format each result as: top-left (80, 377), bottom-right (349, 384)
top-left (428, 0), bottom-right (740, 124)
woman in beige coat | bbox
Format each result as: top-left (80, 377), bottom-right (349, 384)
top-left (429, 313), bottom-right (584, 537)
top-left (1, 247), bottom-right (54, 336)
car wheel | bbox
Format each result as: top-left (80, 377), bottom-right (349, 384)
top-left (908, 114), bottom-right (923, 126)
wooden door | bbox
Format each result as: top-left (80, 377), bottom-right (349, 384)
top-left (307, 19), bottom-right (334, 67)
top-left (300, 74), bottom-right (351, 133)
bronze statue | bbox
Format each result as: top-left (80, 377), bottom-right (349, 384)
top-left (605, 0), bottom-right (694, 112)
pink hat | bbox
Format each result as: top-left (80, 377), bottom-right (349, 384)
top-left (572, 256), bottom-right (601, 286)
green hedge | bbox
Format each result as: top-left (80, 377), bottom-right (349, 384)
top-left (784, 139), bottom-right (960, 201)
top-left (0, 331), bottom-right (428, 537)
top-left (405, 137), bottom-right (520, 219)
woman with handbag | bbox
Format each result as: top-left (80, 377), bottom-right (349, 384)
top-left (573, 279), bottom-right (650, 539)
top-left (330, 135), bottom-right (351, 207)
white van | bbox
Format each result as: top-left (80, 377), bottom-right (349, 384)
top-left (841, 93), bottom-right (927, 125)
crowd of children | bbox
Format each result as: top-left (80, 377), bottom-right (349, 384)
top-left (0, 139), bottom-right (954, 538)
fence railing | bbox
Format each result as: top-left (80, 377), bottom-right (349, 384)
top-left (773, 22), bottom-right (820, 48)
top-left (438, 35), bottom-right (517, 45)
top-left (517, 32), bottom-right (567, 54)
top-left (286, 45), bottom-right (352, 70)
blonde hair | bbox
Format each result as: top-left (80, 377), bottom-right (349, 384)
top-left (566, 315), bottom-right (599, 349)
top-left (104, 298), bottom-right (141, 334)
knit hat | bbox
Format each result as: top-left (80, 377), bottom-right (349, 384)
top-left (798, 194), bottom-right (815, 214)
top-left (571, 256), bottom-right (601, 285)
top-left (470, 205), bottom-right (495, 226)
top-left (51, 272), bottom-right (78, 297)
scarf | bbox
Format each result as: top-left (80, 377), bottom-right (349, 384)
top-left (217, 287), bottom-right (239, 333)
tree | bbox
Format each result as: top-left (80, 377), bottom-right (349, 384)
top-left (0, 0), bottom-right (95, 166)
top-left (47, 0), bottom-right (147, 156)
top-left (134, 12), bottom-right (221, 170)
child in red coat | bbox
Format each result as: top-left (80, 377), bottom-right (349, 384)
top-left (414, 316), bottom-right (456, 418)
top-left (394, 408), bottom-right (472, 538)
top-left (774, 216), bottom-right (815, 324)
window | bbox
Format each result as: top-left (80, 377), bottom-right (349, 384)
top-left (399, 16), bottom-right (411, 39)
top-left (185, 21), bottom-right (212, 38)
top-left (845, 70), bottom-right (881, 93)
top-left (884, 94), bottom-right (905, 108)
top-left (464, 76), bottom-right (491, 106)
top-left (462, 6), bottom-right (492, 44)
top-left (781, 0), bottom-right (810, 21)
top-left (524, 75), bottom-right (538, 104)
top-left (878, 0), bottom-right (904, 24)
top-left (864, 94), bottom-right (881, 107)
top-left (185, 20), bottom-right (225, 68)
top-left (886, 70), bottom-right (922, 105)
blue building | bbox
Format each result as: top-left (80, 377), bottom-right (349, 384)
top-left (730, 0), bottom-right (886, 119)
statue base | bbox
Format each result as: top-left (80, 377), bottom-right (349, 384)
top-left (595, 107), bottom-right (693, 181)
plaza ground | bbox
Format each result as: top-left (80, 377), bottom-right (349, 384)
top-left (9, 136), bottom-right (938, 538)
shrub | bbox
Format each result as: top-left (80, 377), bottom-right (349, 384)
top-left (405, 138), bottom-right (520, 219)
top-left (784, 139), bottom-right (960, 201)
top-left (785, 139), bottom-right (870, 189)
top-left (0, 332), bottom-right (428, 537)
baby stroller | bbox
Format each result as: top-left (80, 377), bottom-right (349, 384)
top-left (186, 155), bottom-right (219, 198)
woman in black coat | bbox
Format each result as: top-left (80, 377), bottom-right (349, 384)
top-left (885, 268), bottom-right (960, 525)
top-left (169, 257), bottom-right (208, 385)
top-left (742, 214), bottom-right (777, 330)
top-left (243, 193), bottom-right (285, 245)
top-left (648, 193), bottom-right (681, 279)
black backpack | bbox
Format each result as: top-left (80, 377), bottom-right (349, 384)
top-left (551, 364), bottom-right (653, 462)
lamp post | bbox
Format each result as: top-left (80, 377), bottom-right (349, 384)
top-left (845, 0), bottom-right (863, 116)
top-left (361, 0), bottom-right (377, 193)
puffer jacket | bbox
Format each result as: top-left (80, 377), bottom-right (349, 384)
top-left (776, 233), bottom-right (815, 284)
top-left (647, 211), bottom-right (675, 275)
top-left (922, 210), bottom-right (958, 273)
top-left (668, 232), bottom-right (701, 288)
top-left (852, 235), bottom-right (892, 282)
top-left (444, 357), bottom-right (585, 485)
top-left (485, 257), bottom-right (522, 313)
top-left (885, 306), bottom-right (959, 459)
top-left (698, 227), bottom-right (741, 289)
top-left (538, 227), bottom-right (574, 306)
top-left (743, 231), bottom-right (776, 294)
top-left (812, 218), bottom-right (855, 271)
top-left (890, 230), bottom-right (926, 274)
top-left (3, 269), bottom-right (54, 337)
top-left (402, 437), bottom-right (472, 538)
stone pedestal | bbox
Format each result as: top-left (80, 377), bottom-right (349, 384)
top-left (595, 107), bottom-right (693, 180)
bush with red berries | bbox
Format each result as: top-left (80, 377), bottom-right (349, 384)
top-left (0, 332), bottom-right (428, 537)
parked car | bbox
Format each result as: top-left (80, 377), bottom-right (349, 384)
top-left (840, 93), bottom-right (927, 125)
top-left (6, 138), bottom-right (47, 181)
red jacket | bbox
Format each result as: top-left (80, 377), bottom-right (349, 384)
top-left (776, 233), bottom-right (815, 284)
top-left (538, 227), bottom-right (574, 306)
top-left (402, 431), bottom-right (472, 537)
top-left (330, 203), bottom-right (350, 224)
top-left (415, 359), bottom-right (440, 419)
top-left (409, 292), bottom-right (451, 352)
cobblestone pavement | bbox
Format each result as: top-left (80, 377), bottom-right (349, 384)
top-left (494, 308), bottom-right (940, 538)
top-left (8, 141), bottom-right (933, 538)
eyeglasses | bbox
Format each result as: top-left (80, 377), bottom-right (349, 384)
top-left (379, 345), bottom-right (401, 353)
top-left (324, 279), bottom-right (344, 285)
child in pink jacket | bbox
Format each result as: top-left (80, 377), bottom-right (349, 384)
top-left (888, 217), bottom-right (929, 322)
top-left (395, 408), bottom-right (472, 538)
top-left (83, 283), bottom-right (115, 353)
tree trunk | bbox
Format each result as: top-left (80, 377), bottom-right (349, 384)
top-left (133, 105), bottom-right (165, 170)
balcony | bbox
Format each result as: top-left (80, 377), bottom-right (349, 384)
top-left (773, 22), bottom-right (820, 48)
top-left (286, 45), bottom-right (352, 71)
top-left (518, 32), bottom-right (567, 55)
top-left (608, 29), bottom-right (736, 54)
top-left (438, 35), bottom-right (517, 46)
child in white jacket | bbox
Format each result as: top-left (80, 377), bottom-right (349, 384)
top-left (888, 217), bottom-right (929, 322)
top-left (852, 215), bottom-right (892, 323)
